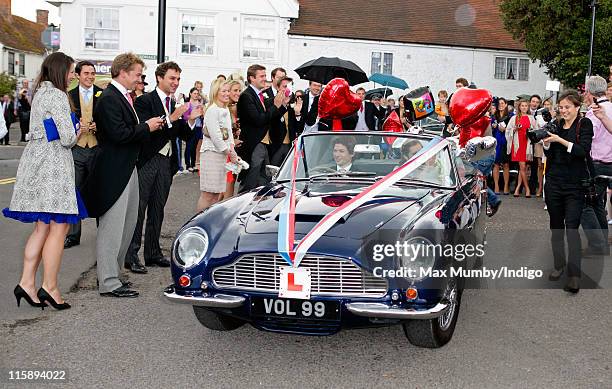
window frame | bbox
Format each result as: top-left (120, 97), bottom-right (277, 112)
top-left (371, 51), bottom-right (394, 75)
top-left (240, 14), bottom-right (279, 62)
top-left (7, 51), bottom-right (15, 75)
top-left (82, 7), bottom-right (121, 51)
top-left (179, 12), bottom-right (217, 57)
top-left (494, 56), bottom-right (529, 81)
top-left (18, 53), bottom-right (25, 76)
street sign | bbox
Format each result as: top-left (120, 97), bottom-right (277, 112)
top-left (545, 80), bottom-right (561, 92)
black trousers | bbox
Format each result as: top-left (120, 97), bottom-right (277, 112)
top-left (271, 143), bottom-right (291, 167)
top-left (19, 114), bottom-right (29, 142)
top-left (239, 143), bottom-right (270, 193)
top-left (67, 145), bottom-right (98, 242)
top-left (126, 153), bottom-right (172, 264)
top-left (544, 178), bottom-right (584, 277)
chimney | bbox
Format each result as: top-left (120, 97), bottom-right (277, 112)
top-left (0, 0), bottom-right (11, 19)
top-left (36, 9), bottom-right (49, 26)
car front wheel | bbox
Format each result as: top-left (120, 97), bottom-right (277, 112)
top-left (402, 281), bottom-right (462, 348)
top-left (193, 306), bottom-right (245, 331)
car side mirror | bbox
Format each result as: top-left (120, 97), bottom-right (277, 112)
top-left (265, 165), bottom-right (280, 179)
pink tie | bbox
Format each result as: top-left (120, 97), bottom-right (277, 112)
top-left (125, 92), bottom-right (134, 108)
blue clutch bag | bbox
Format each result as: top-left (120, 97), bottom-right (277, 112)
top-left (44, 112), bottom-right (80, 142)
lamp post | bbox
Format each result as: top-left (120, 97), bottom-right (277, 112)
top-left (157, 0), bottom-right (166, 64)
top-left (587, 0), bottom-right (597, 77)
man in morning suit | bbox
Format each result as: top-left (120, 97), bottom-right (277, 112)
top-left (64, 61), bottom-right (103, 249)
top-left (237, 64), bottom-right (290, 192)
top-left (299, 81), bottom-right (322, 133)
top-left (1, 94), bottom-right (14, 145)
top-left (85, 53), bottom-right (164, 298)
top-left (125, 61), bottom-right (201, 274)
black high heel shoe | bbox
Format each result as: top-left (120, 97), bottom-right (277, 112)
top-left (37, 288), bottom-right (71, 310)
top-left (14, 285), bottom-right (46, 308)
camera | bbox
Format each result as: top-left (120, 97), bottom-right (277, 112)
top-left (527, 112), bottom-right (557, 144)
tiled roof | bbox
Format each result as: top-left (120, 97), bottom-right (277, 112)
top-left (0, 14), bottom-right (47, 54)
top-left (289, 0), bottom-right (525, 52)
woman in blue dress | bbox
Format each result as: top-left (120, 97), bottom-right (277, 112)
top-left (492, 98), bottom-right (513, 194)
top-left (3, 52), bottom-right (87, 310)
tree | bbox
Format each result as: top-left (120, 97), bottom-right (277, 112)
top-left (500, 0), bottom-right (612, 88)
top-left (0, 72), bottom-right (17, 98)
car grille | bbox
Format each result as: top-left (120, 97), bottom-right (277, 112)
top-left (212, 253), bottom-right (387, 298)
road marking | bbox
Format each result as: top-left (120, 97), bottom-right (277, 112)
top-left (0, 177), bottom-right (16, 185)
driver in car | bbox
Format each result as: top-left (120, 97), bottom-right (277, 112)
top-left (332, 136), bottom-right (356, 173)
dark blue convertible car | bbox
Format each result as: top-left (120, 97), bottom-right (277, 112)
top-left (165, 131), bottom-right (486, 348)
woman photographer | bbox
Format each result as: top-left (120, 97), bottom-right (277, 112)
top-left (543, 90), bottom-right (593, 294)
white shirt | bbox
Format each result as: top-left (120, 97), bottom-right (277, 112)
top-left (111, 80), bottom-right (139, 122)
top-left (337, 163), bottom-right (352, 173)
top-left (355, 102), bottom-right (369, 131)
top-left (307, 91), bottom-right (317, 113)
top-left (156, 87), bottom-right (173, 156)
top-left (79, 85), bottom-right (94, 103)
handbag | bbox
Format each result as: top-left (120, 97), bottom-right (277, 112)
top-left (203, 126), bottom-right (229, 140)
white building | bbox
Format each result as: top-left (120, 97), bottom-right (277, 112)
top-left (50, 0), bottom-right (551, 100)
top-left (50, 0), bottom-right (299, 95)
top-left (0, 0), bottom-right (49, 89)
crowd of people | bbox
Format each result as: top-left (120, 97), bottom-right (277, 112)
top-left (2, 51), bottom-right (611, 307)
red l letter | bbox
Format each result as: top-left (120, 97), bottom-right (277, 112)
top-left (287, 272), bottom-right (303, 291)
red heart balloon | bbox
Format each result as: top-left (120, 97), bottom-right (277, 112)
top-left (459, 115), bottom-right (490, 147)
top-left (449, 87), bottom-right (493, 128)
top-left (318, 78), bottom-right (362, 120)
top-left (382, 110), bottom-right (403, 144)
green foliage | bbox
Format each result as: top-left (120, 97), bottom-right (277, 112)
top-left (500, 0), bottom-right (612, 88)
top-left (0, 72), bottom-right (17, 97)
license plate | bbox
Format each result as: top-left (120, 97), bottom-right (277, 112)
top-left (251, 298), bottom-right (340, 321)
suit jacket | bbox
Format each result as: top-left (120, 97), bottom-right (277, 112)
top-left (68, 85), bottom-right (103, 120)
top-left (236, 85), bottom-right (283, 164)
top-left (83, 83), bottom-right (151, 218)
top-left (300, 92), bottom-right (319, 129)
top-left (134, 91), bottom-right (192, 175)
top-left (2, 101), bottom-right (15, 124)
top-left (365, 102), bottom-right (385, 131)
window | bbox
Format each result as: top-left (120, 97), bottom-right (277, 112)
top-left (7, 51), bottom-right (15, 75)
top-left (181, 14), bottom-right (215, 55)
top-left (518, 59), bottom-right (530, 81)
top-left (18, 54), bottom-right (25, 76)
top-left (242, 16), bottom-right (277, 60)
top-left (371, 52), bottom-right (393, 75)
top-left (84, 8), bottom-right (120, 50)
top-left (494, 57), bottom-right (529, 81)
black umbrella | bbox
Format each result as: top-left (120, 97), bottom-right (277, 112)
top-left (295, 57), bottom-right (369, 86)
top-left (365, 87), bottom-right (394, 100)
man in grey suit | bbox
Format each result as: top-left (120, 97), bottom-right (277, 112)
top-left (85, 53), bottom-right (164, 298)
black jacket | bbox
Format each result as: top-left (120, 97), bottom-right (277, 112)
top-left (2, 101), bottom-right (15, 124)
top-left (134, 91), bottom-right (192, 175)
top-left (365, 102), bottom-right (385, 131)
top-left (83, 83), bottom-right (151, 217)
top-left (68, 85), bottom-right (103, 120)
top-left (544, 117), bottom-right (593, 184)
top-left (300, 92), bottom-right (319, 129)
top-left (236, 85), bottom-right (284, 164)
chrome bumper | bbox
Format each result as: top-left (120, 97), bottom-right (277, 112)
top-left (346, 300), bottom-right (449, 320)
top-left (164, 291), bottom-right (245, 308)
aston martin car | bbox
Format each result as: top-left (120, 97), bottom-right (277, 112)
top-left (164, 131), bottom-right (487, 348)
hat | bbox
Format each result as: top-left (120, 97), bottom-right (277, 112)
top-left (371, 93), bottom-right (382, 100)
top-left (280, 76), bottom-right (293, 83)
top-left (585, 75), bottom-right (607, 96)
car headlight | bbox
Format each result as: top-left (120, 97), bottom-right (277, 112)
top-left (398, 237), bottom-right (436, 282)
top-left (173, 227), bottom-right (209, 269)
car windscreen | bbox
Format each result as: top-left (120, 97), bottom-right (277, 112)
top-left (276, 133), bottom-right (456, 187)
